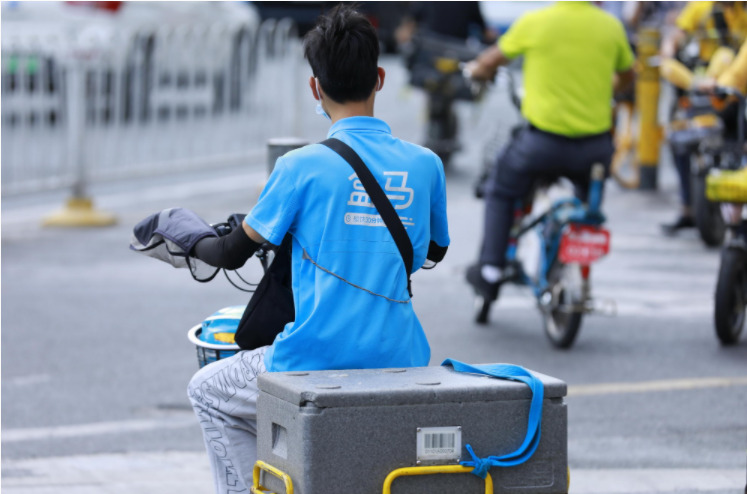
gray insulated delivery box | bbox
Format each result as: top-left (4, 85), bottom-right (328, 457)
top-left (256, 365), bottom-right (567, 494)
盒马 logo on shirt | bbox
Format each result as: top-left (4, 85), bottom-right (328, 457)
top-left (345, 172), bottom-right (415, 227)
top-left (347, 172), bottom-right (414, 209)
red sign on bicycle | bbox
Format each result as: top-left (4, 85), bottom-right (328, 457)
top-left (558, 224), bottom-right (610, 265)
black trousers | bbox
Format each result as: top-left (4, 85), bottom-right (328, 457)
top-left (479, 125), bottom-right (614, 268)
top-left (670, 145), bottom-right (692, 208)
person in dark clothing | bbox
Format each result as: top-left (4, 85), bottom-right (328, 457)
top-left (412, 1), bottom-right (489, 40)
top-left (395, 1), bottom-right (495, 45)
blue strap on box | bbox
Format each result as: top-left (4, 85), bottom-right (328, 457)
top-left (441, 359), bottom-right (544, 478)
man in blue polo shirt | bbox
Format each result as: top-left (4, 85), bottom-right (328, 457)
top-left (187, 5), bottom-right (449, 493)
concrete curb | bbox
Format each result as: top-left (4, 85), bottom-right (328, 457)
top-left (2, 452), bottom-right (744, 494)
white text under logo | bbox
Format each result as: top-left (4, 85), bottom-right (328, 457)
top-left (345, 172), bottom-right (415, 228)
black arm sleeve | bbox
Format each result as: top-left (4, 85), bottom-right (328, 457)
top-left (192, 224), bottom-right (262, 270)
top-left (426, 240), bottom-right (448, 263)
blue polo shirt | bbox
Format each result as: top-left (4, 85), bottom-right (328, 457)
top-left (246, 116), bottom-right (450, 372)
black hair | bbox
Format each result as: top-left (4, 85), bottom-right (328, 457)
top-left (303, 4), bottom-right (380, 103)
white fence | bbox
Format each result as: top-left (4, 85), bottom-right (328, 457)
top-left (1, 18), bottom-right (303, 196)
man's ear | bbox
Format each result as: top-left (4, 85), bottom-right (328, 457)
top-left (376, 67), bottom-right (386, 92)
top-left (309, 76), bottom-right (321, 101)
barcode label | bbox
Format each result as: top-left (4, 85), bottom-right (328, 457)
top-left (424, 432), bottom-right (455, 453)
top-left (416, 426), bottom-right (461, 463)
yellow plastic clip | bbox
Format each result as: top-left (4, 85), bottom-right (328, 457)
top-left (435, 57), bottom-right (460, 74)
top-left (251, 461), bottom-right (293, 494)
top-left (382, 464), bottom-right (493, 494)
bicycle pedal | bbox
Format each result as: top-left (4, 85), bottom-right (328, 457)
top-left (585, 298), bottom-right (617, 316)
top-left (503, 262), bottom-right (524, 282)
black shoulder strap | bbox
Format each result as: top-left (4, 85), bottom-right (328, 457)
top-left (320, 137), bottom-right (414, 297)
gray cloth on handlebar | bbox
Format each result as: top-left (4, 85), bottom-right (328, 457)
top-left (129, 207), bottom-right (219, 282)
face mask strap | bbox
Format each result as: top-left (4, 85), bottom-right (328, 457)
top-left (314, 78), bottom-right (331, 121)
top-left (315, 77), bottom-right (324, 101)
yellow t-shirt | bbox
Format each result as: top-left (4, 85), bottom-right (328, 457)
top-left (676, 1), bottom-right (747, 60)
top-left (498, 2), bottom-right (634, 137)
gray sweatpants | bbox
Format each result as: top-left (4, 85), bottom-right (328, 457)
top-left (187, 346), bottom-right (268, 494)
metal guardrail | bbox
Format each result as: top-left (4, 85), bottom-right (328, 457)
top-left (1, 18), bottom-right (302, 196)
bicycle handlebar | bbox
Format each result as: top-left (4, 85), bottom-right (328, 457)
top-left (715, 86), bottom-right (744, 99)
top-left (690, 85), bottom-right (745, 100)
top-left (689, 86), bottom-right (746, 156)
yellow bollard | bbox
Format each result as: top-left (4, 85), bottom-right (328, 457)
top-left (635, 28), bottom-right (663, 190)
top-left (43, 197), bottom-right (117, 228)
top-left (42, 55), bottom-right (117, 229)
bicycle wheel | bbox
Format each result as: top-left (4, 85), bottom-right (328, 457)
top-left (541, 262), bottom-right (584, 349)
top-left (693, 172), bottom-right (726, 247)
top-left (426, 97), bottom-right (458, 169)
top-left (714, 247), bottom-right (746, 345)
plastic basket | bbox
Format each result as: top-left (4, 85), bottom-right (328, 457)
top-left (706, 168), bottom-right (747, 203)
top-left (188, 324), bottom-right (241, 368)
top-left (187, 305), bottom-right (244, 368)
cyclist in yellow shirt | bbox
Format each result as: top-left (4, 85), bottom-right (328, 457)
top-left (661, 1), bottom-right (747, 233)
top-left (464, 2), bottom-right (634, 303)
top-left (663, 1), bottom-right (747, 61)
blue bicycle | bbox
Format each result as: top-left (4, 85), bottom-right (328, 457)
top-left (475, 164), bottom-right (612, 349)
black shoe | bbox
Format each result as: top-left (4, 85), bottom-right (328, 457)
top-left (466, 264), bottom-right (501, 301)
top-left (661, 215), bottom-right (695, 235)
